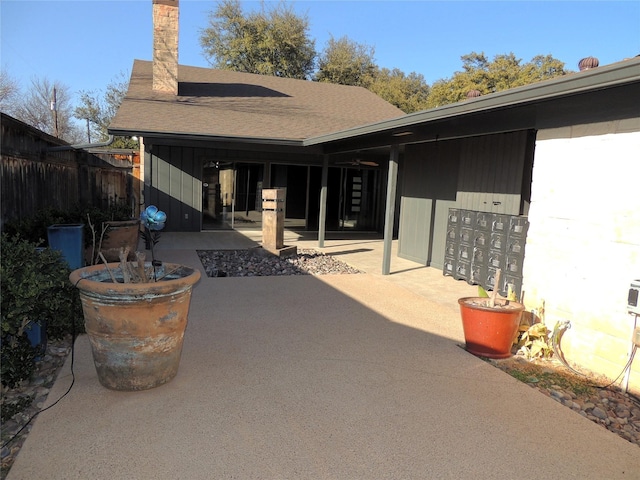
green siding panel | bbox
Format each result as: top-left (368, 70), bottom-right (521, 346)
top-left (456, 131), bottom-right (528, 215)
top-left (399, 196), bottom-right (432, 264)
top-left (398, 131), bottom-right (532, 268)
top-left (148, 145), bottom-right (203, 231)
top-left (398, 141), bottom-right (460, 267)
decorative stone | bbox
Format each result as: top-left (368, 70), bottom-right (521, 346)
top-left (197, 249), bottom-right (362, 278)
top-left (592, 407), bottom-right (608, 420)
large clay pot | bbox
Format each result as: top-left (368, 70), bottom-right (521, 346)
top-left (99, 219), bottom-right (141, 262)
top-left (458, 297), bottom-right (525, 359)
top-left (69, 263), bottom-right (201, 391)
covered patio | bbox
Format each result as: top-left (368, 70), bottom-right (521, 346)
top-left (7, 232), bottom-right (640, 479)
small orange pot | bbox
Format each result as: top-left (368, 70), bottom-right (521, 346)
top-left (458, 297), bottom-right (525, 359)
top-left (70, 263), bottom-right (200, 391)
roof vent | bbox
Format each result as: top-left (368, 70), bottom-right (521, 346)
top-left (578, 57), bottom-right (599, 71)
top-left (466, 89), bottom-right (482, 99)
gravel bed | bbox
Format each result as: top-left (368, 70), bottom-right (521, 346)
top-left (197, 248), bottom-right (362, 277)
top-left (493, 355), bottom-right (640, 448)
top-left (1, 338), bottom-right (71, 478)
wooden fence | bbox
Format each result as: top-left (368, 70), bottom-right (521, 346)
top-left (1, 113), bottom-right (138, 230)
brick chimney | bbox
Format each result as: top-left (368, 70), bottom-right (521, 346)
top-left (152, 0), bottom-right (179, 95)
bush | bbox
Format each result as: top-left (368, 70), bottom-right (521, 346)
top-left (0, 334), bottom-right (37, 389)
top-left (1, 234), bottom-right (84, 388)
top-left (3, 208), bottom-right (68, 246)
top-left (3, 202), bottom-right (134, 248)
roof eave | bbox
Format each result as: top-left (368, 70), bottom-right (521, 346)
top-left (303, 57), bottom-right (640, 147)
top-left (107, 128), bottom-right (305, 148)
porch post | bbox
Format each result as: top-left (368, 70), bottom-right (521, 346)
top-left (318, 155), bottom-right (329, 248)
top-left (382, 145), bottom-right (399, 275)
top-left (263, 161), bottom-right (271, 188)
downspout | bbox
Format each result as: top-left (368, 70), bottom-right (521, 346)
top-left (47, 135), bottom-right (115, 152)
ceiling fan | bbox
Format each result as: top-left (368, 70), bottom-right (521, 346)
top-left (335, 158), bottom-right (379, 167)
top-left (204, 161), bottom-right (233, 169)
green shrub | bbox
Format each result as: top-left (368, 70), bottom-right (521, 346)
top-left (3, 202), bottom-right (134, 248)
top-left (3, 208), bottom-right (68, 245)
top-left (1, 234), bottom-right (84, 388)
top-left (0, 334), bottom-right (37, 389)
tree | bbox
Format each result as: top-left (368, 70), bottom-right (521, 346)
top-left (10, 76), bottom-right (83, 143)
top-left (522, 54), bottom-right (568, 82)
top-left (199, 0), bottom-right (316, 79)
top-left (314, 36), bottom-right (430, 113)
top-left (74, 91), bottom-right (102, 143)
top-left (426, 51), bottom-right (569, 108)
top-left (0, 70), bottom-right (20, 115)
top-left (74, 71), bottom-right (136, 148)
top-left (367, 68), bottom-right (430, 113)
top-left (315, 36), bottom-right (377, 86)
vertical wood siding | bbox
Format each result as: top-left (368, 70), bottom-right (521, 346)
top-left (399, 141), bottom-right (460, 267)
top-left (147, 145), bottom-right (202, 231)
top-left (456, 130), bottom-right (528, 214)
top-left (398, 130), bottom-right (533, 268)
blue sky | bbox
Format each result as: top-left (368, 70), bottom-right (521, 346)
top-left (1, 0), bottom-right (639, 107)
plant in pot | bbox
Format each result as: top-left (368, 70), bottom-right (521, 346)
top-left (3, 203), bottom-right (139, 266)
top-left (458, 269), bottom-right (525, 359)
top-left (83, 204), bottom-right (140, 265)
top-left (69, 206), bottom-right (201, 391)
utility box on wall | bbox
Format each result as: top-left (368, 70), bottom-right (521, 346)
top-left (628, 280), bottom-right (640, 315)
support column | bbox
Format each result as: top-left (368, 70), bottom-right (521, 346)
top-left (318, 155), bottom-right (329, 248)
top-left (263, 161), bottom-right (271, 188)
top-left (382, 145), bottom-right (399, 275)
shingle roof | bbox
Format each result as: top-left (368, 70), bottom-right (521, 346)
top-left (109, 60), bottom-right (405, 142)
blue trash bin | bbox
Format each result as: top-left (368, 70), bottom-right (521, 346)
top-left (47, 224), bottom-right (85, 269)
top-left (25, 320), bottom-right (47, 360)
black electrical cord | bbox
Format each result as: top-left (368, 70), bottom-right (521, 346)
top-left (1, 293), bottom-right (78, 450)
top-left (553, 320), bottom-right (640, 406)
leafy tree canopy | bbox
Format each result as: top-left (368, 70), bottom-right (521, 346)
top-left (426, 52), bottom-right (569, 108)
top-left (199, 0), bottom-right (316, 79)
top-left (315, 35), bottom-right (377, 87)
top-left (312, 36), bottom-right (431, 113)
top-left (367, 68), bottom-right (431, 113)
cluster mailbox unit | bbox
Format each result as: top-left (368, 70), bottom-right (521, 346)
top-left (443, 208), bottom-right (529, 297)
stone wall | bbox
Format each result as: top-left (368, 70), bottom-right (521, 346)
top-left (523, 118), bottom-right (640, 392)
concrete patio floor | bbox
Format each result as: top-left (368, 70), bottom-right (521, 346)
top-left (7, 230), bottom-right (640, 479)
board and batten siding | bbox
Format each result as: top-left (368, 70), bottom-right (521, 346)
top-left (398, 130), bottom-right (533, 268)
top-left (399, 141), bottom-right (460, 266)
top-left (146, 145), bottom-right (202, 231)
top-left (456, 130), bottom-right (530, 215)
top-left (523, 119), bottom-right (640, 393)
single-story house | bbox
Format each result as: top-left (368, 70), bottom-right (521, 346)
top-left (110, 0), bottom-right (640, 392)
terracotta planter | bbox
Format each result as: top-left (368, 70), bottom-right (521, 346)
top-left (99, 219), bottom-right (141, 262)
top-left (458, 297), bottom-right (525, 359)
top-left (69, 263), bottom-right (201, 391)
